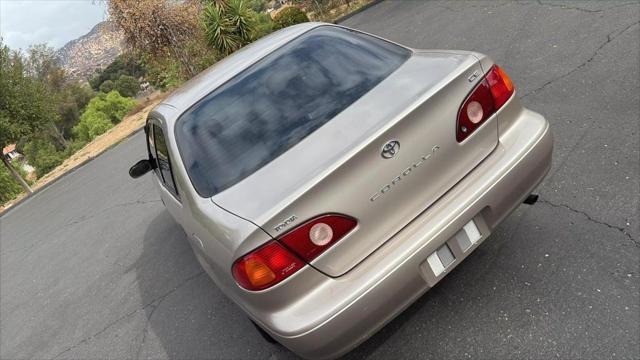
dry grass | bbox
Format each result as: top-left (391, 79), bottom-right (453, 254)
top-left (0, 91), bottom-right (167, 213)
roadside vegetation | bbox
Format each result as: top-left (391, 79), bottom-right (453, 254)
top-left (1, 0), bottom-right (371, 207)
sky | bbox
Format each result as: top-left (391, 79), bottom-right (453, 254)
top-left (0, 0), bottom-right (107, 51)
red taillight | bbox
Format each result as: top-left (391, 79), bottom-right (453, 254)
top-left (457, 65), bottom-right (515, 142)
top-left (280, 214), bottom-right (357, 262)
top-left (232, 214), bottom-right (356, 291)
top-left (232, 241), bottom-right (305, 291)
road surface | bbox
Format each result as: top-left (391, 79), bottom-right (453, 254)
top-left (1, 1), bottom-right (638, 359)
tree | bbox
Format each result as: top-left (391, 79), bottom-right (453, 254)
top-left (114, 75), bottom-right (139, 97)
top-left (24, 44), bottom-right (68, 149)
top-left (0, 42), bottom-right (56, 194)
top-left (99, 79), bottom-right (115, 93)
top-left (107, 0), bottom-right (201, 77)
top-left (97, 91), bottom-right (137, 123)
top-left (57, 83), bottom-right (94, 138)
top-left (89, 54), bottom-right (146, 91)
top-left (72, 91), bottom-right (136, 142)
top-left (202, 0), bottom-right (258, 55)
top-left (22, 138), bottom-right (65, 178)
top-left (25, 44), bottom-right (64, 90)
top-left (72, 109), bottom-right (114, 143)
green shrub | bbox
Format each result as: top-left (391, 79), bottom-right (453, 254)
top-left (72, 90), bottom-right (136, 142)
top-left (254, 12), bottom-right (275, 39)
top-left (273, 7), bottom-right (309, 30)
top-left (115, 75), bottom-right (140, 98)
top-left (20, 137), bottom-right (87, 180)
top-left (23, 138), bottom-right (66, 177)
top-left (0, 162), bottom-right (23, 203)
top-left (73, 109), bottom-right (113, 143)
top-left (63, 139), bottom-right (87, 157)
top-left (101, 91), bottom-right (136, 123)
top-left (99, 79), bottom-right (115, 93)
top-left (87, 91), bottom-right (136, 123)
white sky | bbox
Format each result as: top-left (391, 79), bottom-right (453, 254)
top-left (0, 0), bottom-right (107, 50)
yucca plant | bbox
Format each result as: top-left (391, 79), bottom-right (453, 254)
top-left (202, 0), bottom-right (256, 55)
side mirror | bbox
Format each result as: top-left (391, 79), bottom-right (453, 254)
top-left (129, 159), bottom-right (153, 178)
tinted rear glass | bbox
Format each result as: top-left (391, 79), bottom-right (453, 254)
top-left (176, 26), bottom-right (410, 197)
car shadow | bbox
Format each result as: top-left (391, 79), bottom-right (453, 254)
top-left (134, 210), bottom-right (289, 359)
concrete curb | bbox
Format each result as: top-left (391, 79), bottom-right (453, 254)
top-left (334, 0), bottom-right (383, 24)
top-left (0, 127), bottom-right (146, 217)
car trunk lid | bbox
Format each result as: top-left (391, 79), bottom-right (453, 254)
top-left (213, 52), bottom-right (497, 276)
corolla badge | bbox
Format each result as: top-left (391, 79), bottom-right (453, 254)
top-left (370, 145), bottom-right (440, 202)
top-left (381, 140), bottom-right (400, 159)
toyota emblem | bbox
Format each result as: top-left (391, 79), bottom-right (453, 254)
top-left (381, 140), bottom-right (400, 159)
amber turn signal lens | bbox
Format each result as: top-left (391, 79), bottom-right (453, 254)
top-left (244, 257), bottom-right (276, 287)
top-left (495, 65), bottom-right (514, 92)
top-left (232, 241), bottom-right (304, 291)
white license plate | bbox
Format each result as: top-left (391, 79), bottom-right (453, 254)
top-left (426, 220), bottom-right (482, 276)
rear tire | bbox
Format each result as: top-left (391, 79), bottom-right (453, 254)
top-left (251, 320), bottom-right (278, 344)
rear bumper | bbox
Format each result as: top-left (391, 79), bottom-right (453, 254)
top-left (254, 100), bottom-right (553, 359)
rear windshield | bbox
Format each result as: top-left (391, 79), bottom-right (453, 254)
top-left (175, 26), bottom-right (411, 197)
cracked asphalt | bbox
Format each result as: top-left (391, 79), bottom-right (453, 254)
top-left (1, 1), bottom-right (638, 359)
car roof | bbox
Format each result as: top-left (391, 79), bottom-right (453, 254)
top-left (159, 22), bottom-right (326, 121)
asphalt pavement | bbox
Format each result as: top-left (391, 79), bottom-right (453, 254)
top-left (1, 1), bottom-right (638, 359)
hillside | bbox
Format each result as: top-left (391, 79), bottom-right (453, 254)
top-left (57, 21), bottom-right (124, 81)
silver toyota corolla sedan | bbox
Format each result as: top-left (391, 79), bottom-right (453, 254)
top-left (129, 22), bottom-right (553, 359)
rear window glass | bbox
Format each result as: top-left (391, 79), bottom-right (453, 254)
top-left (176, 26), bottom-right (411, 197)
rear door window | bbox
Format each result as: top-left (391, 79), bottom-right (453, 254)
top-left (146, 124), bottom-right (159, 177)
top-left (152, 124), bottom-right (179, 198)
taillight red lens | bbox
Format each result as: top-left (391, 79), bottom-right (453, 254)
top-left (232, 214), bottom-right (356, 291)
top-left (457, 65), bottom-right (515, 142)
top-left (232, 241), bottom-right (304, 291)
top-left (457, 79), bottom-right (495, 142)
top-left (280, 214), bottom-right (357, 262)
top-left (486, 65), bottom-right (514, 109)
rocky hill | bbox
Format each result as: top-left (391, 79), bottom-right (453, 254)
top-left (57, 21), bottom-right (125, 81)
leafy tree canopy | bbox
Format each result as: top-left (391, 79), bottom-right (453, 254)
top-left (108, 0), bottom-right (201, 76)
top-left (22, 138), bottom-right (66, 177)
top-left (99, 79), bottom-right (115, 93)
top-left (89, 55), bottom-right (146, 91)
top-left (0, 42), bottom-right (57, 149)
top-left (72, 90), bottom-right (136, 142)
top-left (114, 75), bottom-right (140, 97)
